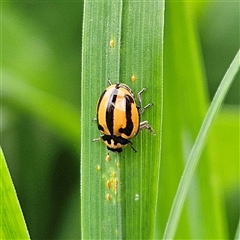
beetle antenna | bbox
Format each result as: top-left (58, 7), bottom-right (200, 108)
top-left (130, 144), bottom-right (137, 153)
top-left (107, 79), bottom-right (112, 85)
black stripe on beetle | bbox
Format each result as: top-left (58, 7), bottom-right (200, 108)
top-left (119, 94), bottom-right (134, 136)
top-left (106, 86), bottom-right (119, 135)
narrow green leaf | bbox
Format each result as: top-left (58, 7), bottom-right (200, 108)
top-left (0, 147), bottom-right (30, 239)
top-left (81, 1), bottom-right (164, 239)
top-left (157, 2), bottom-right (235, 239)
top-left (235, 219), bottom-right (240, 240)
top-left (163, 49), bottom-right (240, 239)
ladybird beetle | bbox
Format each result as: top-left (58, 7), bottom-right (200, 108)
top-left (93, 79), bottom-right (155, 152)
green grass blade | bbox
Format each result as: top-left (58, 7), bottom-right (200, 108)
top-left (120, 2), bottom-right (164, 239)
top-left (235, 219), bottom-right (240, 240)
top-left (81, 0), bottom-right (164, 239)
top-left (81, 2), bottom-right (123, 239)
top-left (0, 147), bottom-right (30, 239)
top-left (158, 2), bottom-right (219, 238)
top-left (163, 49), bottom-right (240, 239)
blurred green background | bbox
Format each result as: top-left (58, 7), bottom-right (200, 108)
top-left (2, 2), bottom-right (82, 239)
top-left (1, 1), bottom-right (239, 239)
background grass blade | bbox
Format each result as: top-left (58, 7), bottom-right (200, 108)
top-left (0, 147), bottom-right (30, 239)
top-left (163, 49), bottom-right (240, 239)
top-left (156, 2), bottom-right (239, 239)
top-left (81, 0), bottom-right (164, 239)
top-left (235, 219), bottom-right (240, 240)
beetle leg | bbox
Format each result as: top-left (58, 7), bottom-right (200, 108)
top-left (139, 121), bottom-right (155, 135)
top-left (137, 87), bottom-right (147, 109)
top-left (139, 103), bottom-right (153, 115)
top-left (92, 117), bottom-right (97, 121)
top-left (137, 88), bottom-right (153, 114)
top-left (92, 137), bottom-right (102, 142)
